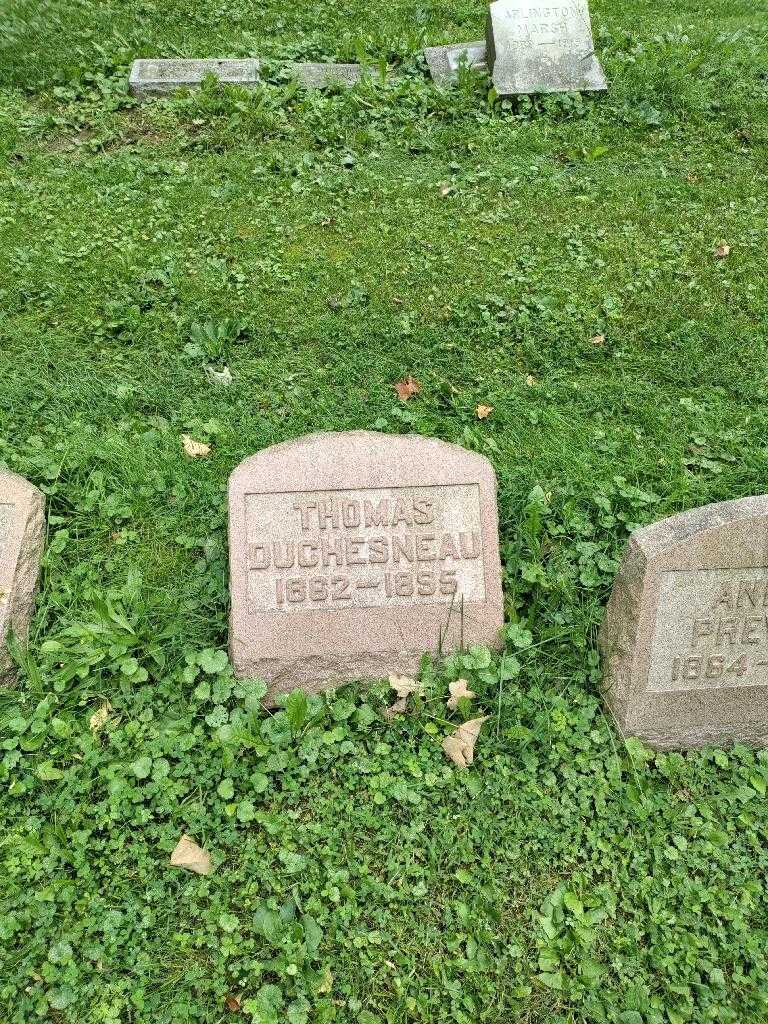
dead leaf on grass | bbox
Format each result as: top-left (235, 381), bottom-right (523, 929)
top-left (525, 374), bottom-right (536, 387)
top-left (393, 376), bottom-right (420, 401)
top-left (475, 404), bottom-right (493, 420)
top-left (205, 365), bottom-right (233, 387)
top-left (169, 834), bottom-right (213, 875)
top-left (384, 674), bottom-right (423, 718)
top-left (714, 243), bottom-right (731, 258)
top-left (442, 716), bottom-right (490, 768)
top-left (446, 679), bottom-right (476, 710)
top-left (590, 334), bottom-right (605, 346)
top-left (89, 702), bottom-right (113, 733)
top-left (224, 993), bottom-right (242, 1012)
top-left (182, 435), bottom-right (211, 458)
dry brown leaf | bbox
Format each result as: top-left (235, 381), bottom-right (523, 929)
top-left (475, 404), bottom-right (493, 420)
top-left (393, 376), bottom-right (420, 401)
top-left (225, 994), bottom-right (242, 1012)
top-left (89, 701), bottom-right (113, 733)
top-left (590, 334), bottom-right (605, 346)
top-left (384, 697), bottom-right (408, 720)
top-left (714, 243), bottom-right (731, 258)
top-left (182, 435), bottom-right (211, 458)
top-left (385, 675), bottom-right (423, 718)
top-left (389, 675), bottom-right (423, 698)
top-left (525, 374), bottom-right (536, 387)
top-left (442, 716), bottom-right (490, 768)
top-left (446, 678), bottom-right (476, 711)
top-left (169, 834), bottom-right (213, 875)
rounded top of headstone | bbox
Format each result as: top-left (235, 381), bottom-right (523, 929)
top-left (631, 495), bottom-right (768, 561)
top-left (229, 431), bottom-right (499, 495)
top-left (0, 468), bottom-right (43, 502)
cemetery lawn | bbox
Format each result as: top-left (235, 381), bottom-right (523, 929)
top-left (2, 0), bottom-right (768, 1022)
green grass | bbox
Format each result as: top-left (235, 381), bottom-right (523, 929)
top-left (1, 0), bottom-right (768, 1020)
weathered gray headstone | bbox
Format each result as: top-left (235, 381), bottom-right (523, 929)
top-left (486, 0), bottom-right (606, 95)
top-left (600, 496), bottom-right (768, 750)
top-left (424, 41), bottom-right (487, 84)
top-left (229, 431), bottom-right (504, 702)
top-left (129, 59), bottom-right (260, 99)
top-left (292, 63), bottom-right (363, 88)
top-left (0, 471), bottom-right (45, 683)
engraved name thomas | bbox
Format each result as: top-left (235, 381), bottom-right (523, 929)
top-left (245, 487), bottom-right (484, 612)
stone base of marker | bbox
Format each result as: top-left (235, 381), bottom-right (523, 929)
top-left (0, 472), bottom-right (45, 683)
top-left (229, 431), bottom-right (504, 703)
top-left (129, 59), bottom-right (260, 99)
top-left (486, 0), bottom-right (606, 96)
top-left (600, 496), bottom-right (768, 751)
top-left (424, 41), bottom-right (487, 84)
top-left (292, 63), bottom-right (363, 88)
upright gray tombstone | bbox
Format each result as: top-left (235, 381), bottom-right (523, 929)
top-left (229, 431), bottom-right (504, 702)
top-left (0, 472), bottom-right (45, 683)
top-left (486, 0), bottom-right (606, 95)
top-left (600, 496), bottom-right (768, 750)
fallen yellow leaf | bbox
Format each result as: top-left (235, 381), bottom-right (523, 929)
top-left (169, 834), bottom-right (213, 875)
top-left (446, 678), bottom-right (476, 710)
top-left (442, 716), bottom-right (490, 768)
top-left (182, 435), bottom-right (211, 458)
top-left (475, 404), bottom-right (493, 420)
top-left (714, 243), bottom-right (731, 258)
top-left (89, 701), bottom-right (113, 733)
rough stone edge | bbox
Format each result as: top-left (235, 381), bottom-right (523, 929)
top-left (598, 534), bottom-right (646, 727)
top-left (128, 58), bottom-right (261, 99)
top-left (1, 473), bottom-right (45, 684)
top-left (424, 40), bottom-right (486, 84)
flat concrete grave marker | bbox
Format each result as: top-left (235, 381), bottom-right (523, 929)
top-left (600, 496), bottom-right (768, 750)
top-left (292, 63), bottom-right (363, 89)
top-left (486, 0), bottom-right (606, 95)
top-left (0, 471), bottom-right (45, 683)
top-left (129, 59), bottom-right (260, 99)
top-left (229, 431), bottom-right (504, 702)
top-left (424, 41), bottom-right (487, 84)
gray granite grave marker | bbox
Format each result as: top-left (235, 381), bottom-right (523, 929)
top-left (0, 471), bottom-right (45, 683)
top-left (129, 59), bottom-right (260, 99)
top-left (486, 0), bottom-right (606, 95)
top-left (600, 496), bottom-right (768, 750)
top-left (229, 431), bottom-right (504, 702)
top-left (424, 41), bottom-right (487, 84)
top-left (292, 63), bottom-right (363, 88)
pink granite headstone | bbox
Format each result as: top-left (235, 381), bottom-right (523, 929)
top-left (0, 471), bottom-right (45, 683)
top-left (229, 431), bottom-right (504, 702)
